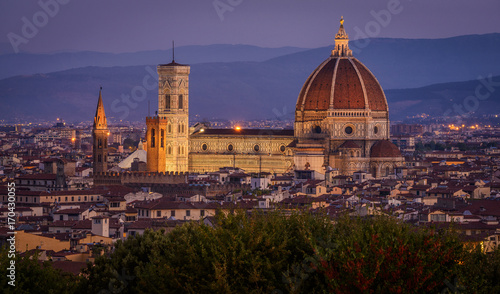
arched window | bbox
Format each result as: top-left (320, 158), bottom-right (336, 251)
top-left (386, 167), bottom-right (390, 176)
top-left (168, 124), bottom-right (172, 133)
top-left (160, 129), bottom-right (165, 148)
top-left (167, 146), bottom-right (172, 155)
top-left (98, 138), bottom-right (102, 148)
top-left (151, 129), bottom-right (156, 148)
top-left (178, 94), bottom-right (183, 109)
top-left (165, 95), bottom-right (171, 110)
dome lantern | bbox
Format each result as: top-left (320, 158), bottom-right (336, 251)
top-left (332, 16), bottom-right (352, 58)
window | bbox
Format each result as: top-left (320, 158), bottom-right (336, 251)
top-left (161, 129), bottom-right (165, 148)
top-left (60, 215), bottom-right (63, 220)
top-left (71, 196), bottom-right (74, 202)
top-left (168, 124), bottom-right (172, 133)
top-left (98, 138), bottom-right (102, 148)
top-left (85, 196), bottom-right (87, 201)
top-left (65, 197), bottom-right (68, 201)
top-left (374, 126), bottom-right (379, 134)
top-left (98, 155), bottom-right (102, 162)
top-left (227, 144), bottom-right (234, 152)
top-left (165, 95), bottom-right (171, 110)
top-left (202, 143), bottom-right (208, 151)
top-left (345, 126), bottom-right (353, 135)
top-left (171, 210), bottom-right (175, 217)
top-left (168, 146), bottom-right (172, 155)
top-left (200, 210), bottom-right (205, 217)
top-left (157, 211), bottom-right (161, 217)
top-left (151, 128), bottom-right (156, 148)
top-left (313, 126), bottom-right (322, 133)
top-left (280, 145), bottom-right (286, 153)
top-left (186, 210), bottom-right (191, 217)
top-left (178, 94), bottom-right (183, 109)
top-left (253, 144), bottom-right (260, 152)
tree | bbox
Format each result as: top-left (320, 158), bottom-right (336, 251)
top-left (0, 248), bottom-right (79, 294)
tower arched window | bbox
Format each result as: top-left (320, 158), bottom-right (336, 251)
top-left (167, 146), bottom-right (172, 155)
top-left (178, 94), bottom-right (183, 109)
top-left (168, 124), bottom-right (172, 133)
top-left (151, 129), bottom-right (156, 148)
top-left (98, 138), bottom-right (102, 148)
top-left (160, 129), bottom-right (165, 148)
top-left (165, 95), bottom-right (171, 110)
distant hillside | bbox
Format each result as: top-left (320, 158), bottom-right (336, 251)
top-left (0, 63), bottom-right (498, 123)
top-left (0, 44), bottom-right (307, 79)
top-left (386, 76), bottom-right (500, 121)
top-left (267, 33), bottom-right (500, 89)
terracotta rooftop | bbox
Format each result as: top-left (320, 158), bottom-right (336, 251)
top-left (193, 128), bottom-right (294, 137)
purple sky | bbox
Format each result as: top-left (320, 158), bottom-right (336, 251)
top-left (1, 0), bottom-right (499, 53)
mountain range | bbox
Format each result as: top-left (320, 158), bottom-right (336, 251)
top-left (0, 34), bottom-right (499, 123)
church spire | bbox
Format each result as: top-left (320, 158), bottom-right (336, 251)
top-left (93, 87), bottom-right (107, 130)
top-left (331, 16), bottom-right (352, 57)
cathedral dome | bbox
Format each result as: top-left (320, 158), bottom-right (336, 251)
top-left (295, 18), bottom-right (387, 113)
top-left (370, 140), bottom-right (402, 158)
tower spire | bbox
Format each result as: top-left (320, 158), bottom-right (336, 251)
top-left (94, 87), bottom-right (107, 130)
top-left (331, 16), bottom-right (352, 57)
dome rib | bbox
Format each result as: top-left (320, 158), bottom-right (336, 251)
top-left (348, 58), bottom-right (370, 110)
top-left (351, 59), bottom-right (388, 112)
top-left (329, 58), bottom-right (340, 108)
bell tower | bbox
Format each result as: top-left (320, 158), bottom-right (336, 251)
top-left (92, 88), bottom-right (109, 175)
top-left (154, 50), bottom-right (190, 172)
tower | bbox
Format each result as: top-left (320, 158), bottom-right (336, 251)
top-left (92, 88), bottom-right (109, 175)
top-left (146, 115), bottom-right (167, 172)
top-left (153, 52), bottom-right (190, 172)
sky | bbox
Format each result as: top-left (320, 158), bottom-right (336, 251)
top-left (0, 0), bottom-right (499, 54)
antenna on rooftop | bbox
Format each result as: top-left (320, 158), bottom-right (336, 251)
top-left (172, 40), bottom-right (175, 63)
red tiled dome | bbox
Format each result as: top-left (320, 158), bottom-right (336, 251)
top-left (296, 57), bottom-right (388, 112)
top-left (370, 140), bottom-right (402, 158)
top-left (338, 140), bottom-right (360, 149)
